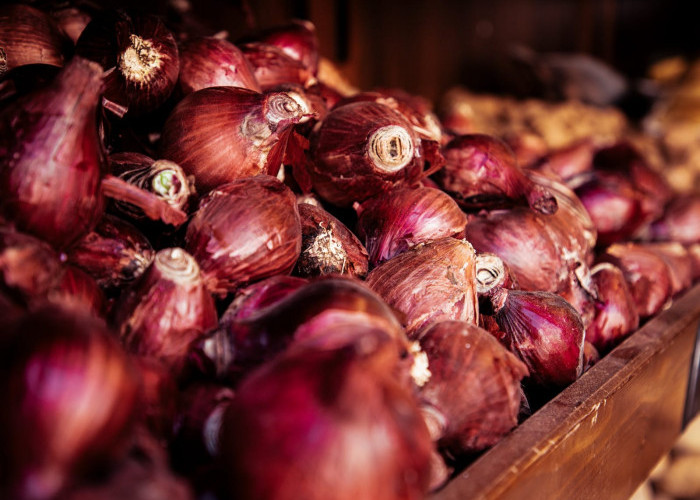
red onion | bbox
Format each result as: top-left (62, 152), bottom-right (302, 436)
top-left (597, 243), bottom-right (673, 318)
top-left (222, 275), bottom-right (309, 323)
top-left (503, 132), bottom-right (549, 168)
top-left (486, 288), bottom-right (585, 390)
top-left (76, 11), bottom-right (179, 116)
top-left (46, 265), bottom-right (105, 318)
top-left (435, 134), bottom-right (558, 214)
top-left (66, 214), bottom-right (155, 290)
top-left (531, 139), bottom-right (595, 181)
top-left (218, 342), bottom-right (433, 500)
top-left (0, 56), bottom-right (105, 249)
top-left (0, 305), bottom-right (139, 500)
top-left (177, 36), bottom-right (261, 96)
top-left (640, 242), bottom-right (693, 297)
top-left (295, 202), bottom-right (369, 278)
top-left (355, 186), bottom-right (467, 267)
top-left (366, 238), bottom-right (479, 336)
top-left (415, 321), bottom-right (528, 458)
top-left (240, 20), bottom-right (320, 76)
top-left (185, 175), bottom-right (301, 296)
top-left (160, 87), bottom-right (311, 194)
top-left (586, 262), bottom-right (639, 353)
top-left (49, 5), bottom-right (92, 45)
top-left (113, 248), bottom-right (218, 375)
top-left (239, 42), bottom-right (315, 90)
top-left (132, 357), bottom-right (177, 441)
top-left (647, 194), bottom-right (700, 244)
top-left (0, 4), bottom-right (70, 75)
top-left (306, 101), bottom-right (425, 206)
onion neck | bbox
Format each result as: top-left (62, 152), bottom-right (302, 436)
top-left (154, 248), bottom-right (201, 285)
top-left (489, 287), bottom-right (509, 314)
top-left (150, 160), bottom-right (189, 208)
top-left (368, 125), bottom-right (414, 173)
top-left (475, 254), bottom-right (507, 295)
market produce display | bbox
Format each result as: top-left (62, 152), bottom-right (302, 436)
top-left (1, 4), bottom-right (699, 500)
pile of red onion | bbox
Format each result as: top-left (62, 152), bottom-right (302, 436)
top-left (0, 4), bottom-right (697, 500)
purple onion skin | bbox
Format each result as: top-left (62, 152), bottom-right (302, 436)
top-left (240, 20), bottom-right (320, 76)
top-left (240, 42), bottom-right (315, 90)
top-left (648, 195), bottom-right (700, 244)
top-left (160, 87), bottom-right (307, 194)
top-left (219, 343), bottom-right (433, 500)
top-left (640, 242), bottom-right (693, 297)
top-left (113, 248), bottom-right (218, 375)
top-left (307, 101), bottom-right (425, 207)
top-left (416, 321), bottom-right (528, 458)
top-left (0, 306), bottom-right (139, 500)
top-left (185, 176), bottom-right (302, 297)
top-left (295, 203), bottom-right (369, 278)
top-left (532, 139), bottom-right (595, 182)
top-left (366, 238), bottom-right (479, 337)
top-left (356, 186), bottom-right (467, 267)
top-left (586, 263), bottom-right (639, 354)
top-left (46, 265), bottom-right (105, 318)
top-left (597, 243), bottom-right (673, 319)
top-left (0, 57), bottom-right (106, 249)
top-left (178, 37), bottom-right (261, 96)
top-left (223, 275), bottom-right (309, 323)
top-left (491, 289), bottom-right (585, 390)
top-left (66, 214), bottom-right (155, 290)
top-left (435, 134), bottom-right (557, 215)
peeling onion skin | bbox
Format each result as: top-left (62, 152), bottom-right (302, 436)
top-left (366, 238), bottom-right (479, 337)
top-left (113, 248), bottom-right (218, 376)
top-left (160, 87), bottom-right (307, 194)
top-left (306, 101), bottom-right (425, 207)
top-left (239, 42), bottom-right (315, 90)
top-left (489, 288), bottom-right (585, 391)
top-left (295, 203), bottom-right (369, 278)
top-left (185, 175), bottom-right (302, 297)
top-left (585, 263), bottom-right (639, 354)
top-left (218, 343), bottom-right (433, 500)
top-left (415, 321), bottom-right (528, 459)
top-left (597, 243), bottom-right (673, 319)
top-left (0, 306), bottom-right (139, 500)
top-left (355, 186), bottom-right (467, 268)
top-left (0, 57), bottom-right (106, 250)
top-left (240, 20), bottom-right (320, 76)
top-left (177, 36), bottom-right (261, 96)
top-left (435, 134), bottom-right (558, 214)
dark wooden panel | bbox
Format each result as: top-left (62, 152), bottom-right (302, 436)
top-left (432, 284), bottom-right (700, 500)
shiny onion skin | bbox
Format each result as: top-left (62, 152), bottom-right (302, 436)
top-left (366, 238), bottom-right (479, 337)
top-left (0, 57), bottom-right (105, 249)
top-left (239, 42), bottom-right (315, 90)
top-left (489, 288), bottom-right (585, 390)
top-left (356, 186), bottom-right (467, 267)
top-left (597, 243), bottom-right (673, 319)
top-left (0, 306), bottom-right (139, 500)
top-left (435, 134), bottom-right (558, 215)
top-left (218, 343), bottom-right (433, 500)
top-left (586, 263), bottom-right (639, 354)
top-left (185, 176), bottom-right (302, 296)
top-left (0, 4), bottom-right (71, 76)
top-left (295, 202), bottom-right (369, 278)
top-left (306, 101), bottom-right (425, 207)
top-left (415, 321), bottom-right (528, 458)
top-left (240, 20), bottom-right (320, 75)
top-left (76, 11), bottom-right (179, 116)
top-left (177, 36), bottom-right (261, 96)
top-left (222, 275), bottom-right (309, 323)
top-left (647, 194), bottom-right (700, 244)
top-left (66, 214), bottom-right (155, 290)
top-left (113, 248), bottom-right (218, 375)
top-left (160, 87), bottom-right (309, 194)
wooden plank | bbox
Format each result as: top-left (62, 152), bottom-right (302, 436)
top-left (432, 284), bottom-right (700, 500)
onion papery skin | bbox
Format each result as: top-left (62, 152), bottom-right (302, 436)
top-left (597, 243), bottom-right (673, 319)
top-left (0, 306), bottom-right (139, 500)
top-left (240, 20), bottom-right (320, 76)
top-left (0, 4), bottom-right (70, 76)
top-left (356, 186), bottom-right (467, 267)
top-left (586, 263), bottom-right (639, 354)
top-left (306, 101), bottom-right (425, 207)
top-left (366, 238), bottom-right (479, 337)
top-left (0, 57), bottom-right (105, 249)
top-left (531, 139), bottom-right (595, 182)
top-left (160, 87), bottom-right (308, 194)
top-left (647, 194), bottom-right (700, 244)
top-left (76, 11), bottom-right (179, 116)
top-left (416, 321), bottom-right (528, 458)
top-left (185, 175), bottom-right (302, 296)
top-left (66, 214), bottom-right (155, 291)
top-left (218, 342), bottom-right (433, 500)
top-left (239, 42), bottom-right (315, 90)
top-left (435, 134), bottom-right (557, 214)
top-left (113, 247), bottom-right (218, 375)
top-left (178, 36), bottom-right (261, 96)
top-left (490, 288), bottom-right (585, 390)
top-left (640, 242), bottom-right (693, 297)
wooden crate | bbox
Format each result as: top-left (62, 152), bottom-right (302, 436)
top-left (432, 284), bottom-right (700, 500)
